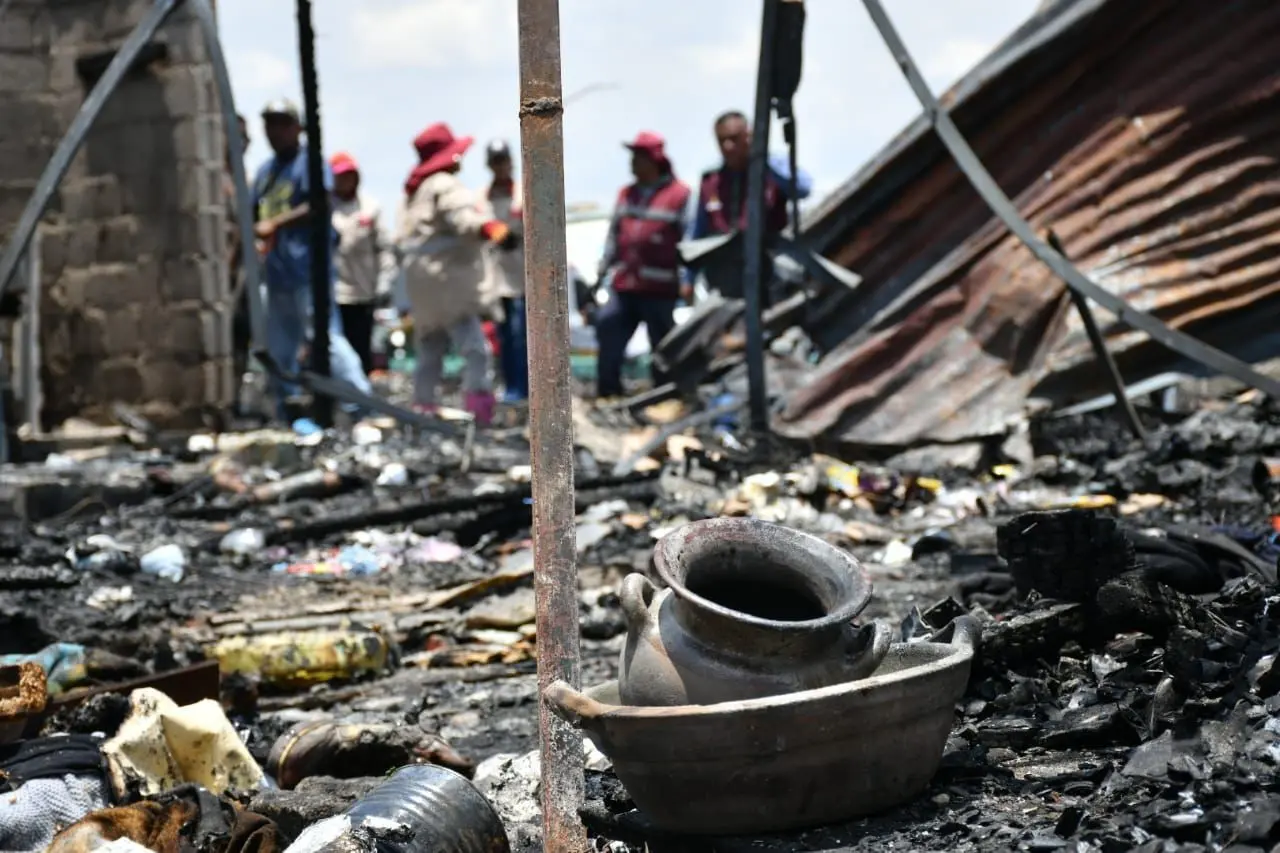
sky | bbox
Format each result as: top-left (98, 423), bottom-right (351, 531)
top-left (217, 0), bottom-right (1041, 219)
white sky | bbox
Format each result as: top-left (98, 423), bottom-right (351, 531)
top-left (217, 0), bottom-right (1040, 217)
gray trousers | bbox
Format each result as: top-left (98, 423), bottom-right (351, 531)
top-left (413, 315), bottom-right (492, 407)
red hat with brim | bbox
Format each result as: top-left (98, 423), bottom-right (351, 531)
top-left (624, 130), bottom-right (671, 172)
top-left (329, 152), bottom-right (359, 176)
top-left (413, 123), bottom-right (475, 175)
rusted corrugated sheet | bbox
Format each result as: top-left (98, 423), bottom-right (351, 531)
top-left (778, 0), bottom-right (1280, 448)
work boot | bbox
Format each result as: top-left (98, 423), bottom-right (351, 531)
top-left (464, 390), bottom-right (495, 427)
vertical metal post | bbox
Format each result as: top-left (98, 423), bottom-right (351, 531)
top-left (517, 1), bottom-right (585, 850)
top-left (1046, 230), bottom-right (1146, 439)
top-left (743, 0), bottom-right (779, 432)
top-left (21, 229), bottom-right (41, 436)
top-left (295, 0), bottom-right (332, 426)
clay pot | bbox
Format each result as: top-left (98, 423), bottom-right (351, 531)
top-left (618, 517), bottom-right (891, 706)
top-left (547, 617), bottom-right (982, 835)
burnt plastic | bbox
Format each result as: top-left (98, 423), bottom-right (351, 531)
top-left (342, 764), bottom-right (510, 853)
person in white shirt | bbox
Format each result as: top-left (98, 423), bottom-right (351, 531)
top-left (329, 151), bottom-right (397, 373)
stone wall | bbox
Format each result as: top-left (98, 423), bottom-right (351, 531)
top-left (0, 0), bottom-right (230, 430)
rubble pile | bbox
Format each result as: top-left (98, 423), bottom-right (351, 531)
top-left (1, 393), bottom-right (1279, 851)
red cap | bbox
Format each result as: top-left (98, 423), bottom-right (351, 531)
top-left (329, 152), bottom-right (358, 176)
top-left (623, 131), bottom-right (672, 172)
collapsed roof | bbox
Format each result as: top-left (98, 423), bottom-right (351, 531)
top-left (778, 0), bottom-right (1280, 449)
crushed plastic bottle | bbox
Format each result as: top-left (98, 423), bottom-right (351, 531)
top-left (210, 629), bottom-right (394, 689)
top-left (139, 544), bottom-right (186, 583)
top-left (219, 528), bottom-right (267, 556)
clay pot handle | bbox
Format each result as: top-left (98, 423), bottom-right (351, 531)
top-left (844, 619), bottom-right (893, 680)
top-left (619, 573), bottom-right (657, 633)
top-left (927, 615), bottom-right (983, 651)
top-left (543, 680), bottom-right (617, 727)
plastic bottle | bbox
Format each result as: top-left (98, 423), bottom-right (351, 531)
top-left (283, 764), bottom-right (510, 853)
top-left (139, 544), bottom-right (185, 583)
top-left (210, 629), bottom-right (394, 689)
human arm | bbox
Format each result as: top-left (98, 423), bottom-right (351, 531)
top-left (598, 198), bottom-right (622, 282)
top-left (686, 178), bottom-right (710, 241)
top-left (767, 154), bottom-right (812, 201)
top-left (255, 159), bottom-right (336, 238)
top-left (438, 179), bottom-right (516, 248)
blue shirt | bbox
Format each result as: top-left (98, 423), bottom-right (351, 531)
top-left (252, 146), bottom-right (336, 291)
top-left (687, 154), bottom-right (814, 241)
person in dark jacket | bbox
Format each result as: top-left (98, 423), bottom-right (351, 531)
top-left (595, 132), bottom-right (692, 399)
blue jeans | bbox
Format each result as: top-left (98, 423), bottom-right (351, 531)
top-left (498, 296), bottom-right (528, 400)
top-left (595, 290), bottom-right (676, 398)
top-left (266, 284), bottom-right (372, 419)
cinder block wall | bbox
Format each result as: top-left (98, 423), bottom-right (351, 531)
top-left (0, 0), bottom-right (230, 430)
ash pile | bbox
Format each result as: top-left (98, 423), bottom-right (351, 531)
top-left (4, 391), bottom-right (1280, 851)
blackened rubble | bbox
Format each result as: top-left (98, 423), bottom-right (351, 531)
top-left (7, 395), bottom-right (1280, 850)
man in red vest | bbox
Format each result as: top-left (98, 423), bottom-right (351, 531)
top-left (688, 110), bottom-right (813, 241)
top-left (595, 131), bottom-right (692, 399)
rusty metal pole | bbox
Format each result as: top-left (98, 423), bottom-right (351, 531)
top-left (743, 0), bottom-right (780, 432)
top-left (517, 1), bottom-right (585, 851)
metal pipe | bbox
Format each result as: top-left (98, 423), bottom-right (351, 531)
top-left (188, 0), bottom-right (268, 356)
top-left (21, 229), bottom-right (41, 435)
top-left (743, 0), bottom-right (779, 432)
top-left (0, 0), bottom-right (182, 298)
top-left (859, 0), bottom-right (1280, 400)
top-left (1045, 230), bottom-right (1146, 440)
top-left (516, 0), bottom-right (585, 850)
top-left (295, 0), bottom-right (332, 427)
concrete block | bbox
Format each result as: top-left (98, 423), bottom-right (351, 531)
top-left (97, 356), bottom-right (146, 402)
top-left (57, 177), bottom-right (124, 222)
top-left (162, 256), bottom-right (224, 305)
top-left (97, 215), bottom-right (141, 264)
top-left (37, 225), bottom-right (70, 279)
top-left (172, 115), bottom-right (224, 164)
top-left (159, 65), bottom-right (201, 119)
top-left (139, 356), bottom-right (185, 401)
top-left (0, 181), bottom-right (39, 225)
top-left (0, 52), bottom-right (49, 94)
top-left (57, 263), bottom-right (160, 311)
top-left (63, 224), bottom-right (100, 269)
top-left (101, 305), bottom-right (141, 355)
top-left (0, 4), bottom-right (52, 52)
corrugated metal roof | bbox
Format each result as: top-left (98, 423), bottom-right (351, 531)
top-left (778, 0), bottom-right (1280, 448)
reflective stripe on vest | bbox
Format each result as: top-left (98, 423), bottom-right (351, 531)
top-left (637, 265), bottom-right (678, 282)
top-left (617, 204), bottom-right (683, 224)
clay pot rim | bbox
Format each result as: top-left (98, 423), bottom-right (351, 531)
top-left (652, 517), bottom-right (872, 634)
top-left (546, 630), bottom-right (976, 721)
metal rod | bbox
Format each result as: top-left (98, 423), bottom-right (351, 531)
top-left (21, 229), bottom-right (41, 435)
top-left (188, 0), bottom-right (268, 357)
top-left (743, 0), bottom-right (779, 432)
top-left (295, 0), bottom-right (332, 426)
top-left (859, 0), bottom-right (1280, 400)
top-left (1046, 230), bottom-right (1146, 439)
top-left (0, 0), bottom-right (182, 298)
top-left (516, 0), bottom-right (585, 849)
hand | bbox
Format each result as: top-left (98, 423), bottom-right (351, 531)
top-left (480, 220), bottom-right (511, 247)
top-left (679, 283), bottom-right (694, 304)
top-left (254, 220), bottom-right (277, 240)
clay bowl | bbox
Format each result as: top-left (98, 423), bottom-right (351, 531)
top-left (546, 617), bottom-right (980, 836)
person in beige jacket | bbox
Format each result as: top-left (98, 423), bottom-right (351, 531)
top-left (329, 152), bottom-right (397, 374)
top-left (394, 123), bottom-right (518, 426)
